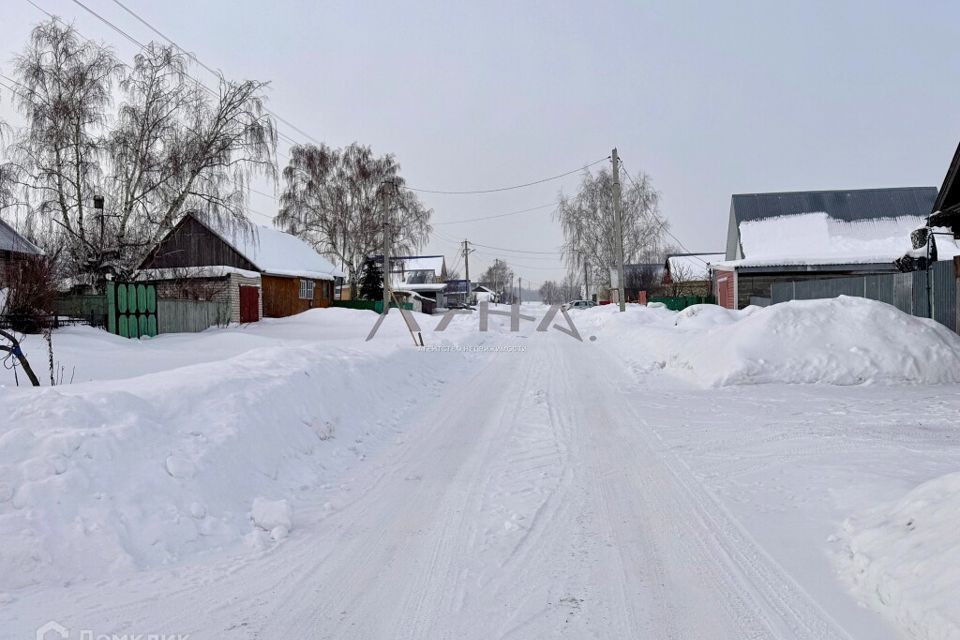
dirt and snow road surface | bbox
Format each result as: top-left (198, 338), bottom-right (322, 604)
top-left (3, 302), bottom-right (960, 639)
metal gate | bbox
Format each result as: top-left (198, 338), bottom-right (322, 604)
top-left (106, 281), bottom-right (158, 338)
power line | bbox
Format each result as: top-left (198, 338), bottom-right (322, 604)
top-left (433, 200), bottom-right (559, 225)
top-left (105, 0), bottom-right (325, 148)
top-left (470, 241), bottom-right (562, 255)
top-left (34, 0), bottom-right (305, 150)
top-left (404, 157), bottom-right (608, 195)
top-left (618, 157), bottom-right (708, 264)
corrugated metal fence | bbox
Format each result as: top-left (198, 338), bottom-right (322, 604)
top-left (157, 299), bottom-right (230, 334)
top-left (771, 261), bottom-right (957, 332)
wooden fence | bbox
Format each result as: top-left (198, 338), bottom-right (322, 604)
top-left (157, 299), bottom-right (230, 334)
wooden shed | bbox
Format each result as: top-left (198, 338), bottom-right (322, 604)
top-left (139, 212), bottom-right (343, 322)
top-left (1, 218), bottom-right (43, 288)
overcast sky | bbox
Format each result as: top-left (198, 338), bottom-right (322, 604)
top-left (2, 0), bottom-right (959, 288)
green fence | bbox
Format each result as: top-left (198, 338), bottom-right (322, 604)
top-left (107, 281), bottom-right (158, 338)
top-left (332, 300), bottom-right (413, 313)
top-left (332, 299), bottom-right (378, 311)
top-left (55, 294), bottom-right (107, 327)
top-left (648, 295), bottom-right (716, 311)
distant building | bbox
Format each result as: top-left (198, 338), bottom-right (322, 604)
top-left (472, 283), bottom-right (497, 303)
top-left (390, 255), bottom-right (448, 310)
top-left (713, 187), bottom-right (942, 309)
top-left (620, 263), bottom-right (665, 302)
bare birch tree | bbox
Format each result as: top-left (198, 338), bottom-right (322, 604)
top-left (556, 168), bottom-right (665, 289)
top-left (5, 20), bottom-right (277, 279)
top-left (480, 259), bottom-right (513, 302)
top-left (276, 143), bottom-right (431, 297)
top-left (8, 20), bottom-right (119, 272)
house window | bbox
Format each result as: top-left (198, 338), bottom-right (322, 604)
top-left (299, 278), bottom-right (315, 300)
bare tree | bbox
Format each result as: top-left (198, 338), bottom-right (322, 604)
top-left (560, 272), bottom-right (582, 301)
top-left (8, 20), bottom-right (119, 272)
top-left (5, 20), bottom-right (277, 279)
top-left (276, 143), bottom-right (431, 297)
top-left (538, 280), bottom-right (557, 304)
top-left (480, 259), bottom-right (513, 302)
top-left (556, 168), bottom-right (665, 290)
top-left (666, 261), bottom-right (695, 297)
top-left (107, 43), bottom-right (276, 266)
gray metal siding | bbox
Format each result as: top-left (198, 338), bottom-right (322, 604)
top-left (770, 261), bottom-right (956, 332)
top-left (932, 261), bottom-right (956, 331)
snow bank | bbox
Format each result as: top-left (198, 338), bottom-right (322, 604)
top-left (589, 297), bottom-right (960, 386)
top-left (836, 472), bottom-right (960, 640)
top-left (0, 309), bottom-right (475, 591)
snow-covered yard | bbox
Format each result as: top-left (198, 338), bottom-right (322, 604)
top-left (2, 299), bottom-right (959, 639)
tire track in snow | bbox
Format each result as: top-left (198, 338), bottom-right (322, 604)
top-left (591, 346), bottom-right (856, 640)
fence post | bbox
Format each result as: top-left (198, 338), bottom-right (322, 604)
top-left (106, 281), bottom-right (116, 334)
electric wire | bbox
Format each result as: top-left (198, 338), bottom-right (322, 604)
top-left (403, 157), bottom-right (608, 195)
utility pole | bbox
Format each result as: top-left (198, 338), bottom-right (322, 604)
top-left (382, 181), bottom-right (394, 314)
top-left (518, 276), bottom-right (522, 304)
top-left (582, 257), bottom-right (589, 301)
top-left (611, 148), bottom-right (626, 312)
top-left (463, 239), bottom-right (475, 305)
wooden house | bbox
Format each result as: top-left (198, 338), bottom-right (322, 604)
top-left (0, 218), bottom-right (42, 289)
top-left (139, 212), bottom-right (343, 322)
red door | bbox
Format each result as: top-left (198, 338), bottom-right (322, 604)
top-left (239, 285), bottom-right (260, 323)
top-left (716, 272), bottom-right (735, 309)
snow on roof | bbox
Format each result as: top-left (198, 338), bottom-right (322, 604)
top-left (392, 256), bottom-right (445, 277)
top-left (666, 254), bottom-right (725, 281)
top-left (395, 282), bottom-right (447, 292)
top-left (137, 266), bottom-right (262, 281)
top-left (726, 212), bottom-right (958, 268)
top-left (0, 218), bottom-right (42, 255)
top-left (197, 214), bottom-right (344, 281)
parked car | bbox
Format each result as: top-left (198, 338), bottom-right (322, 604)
top-left (562, 300), bottom-right (597, 311)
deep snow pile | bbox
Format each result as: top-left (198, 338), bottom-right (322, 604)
top-left (0, 308), bottom-right (481, 591)
top-left (581, 296), bottom-right (960, 386)
top-left (836, 472), bottom-right (960, 640)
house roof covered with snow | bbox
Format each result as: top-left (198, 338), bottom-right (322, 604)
top-left (725, 187), bottom-right (938, 262)
top-left (391, 255), bottom-right (445, 278)
top-left (0, 219), bottom-right (42, 255)
top-left (665, 253), bottom-right (725, 281)
top-left (722, 187), bottom-right (941, 270)
top-left (716, 211), bottom-right (960, 269)
top-left (197, 214), bottom-right (344, 281)
top-left (388, 255), bottom-right (447, 289)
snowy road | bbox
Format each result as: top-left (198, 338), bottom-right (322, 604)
top-left (8, 316), bottom-right (945, 639)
